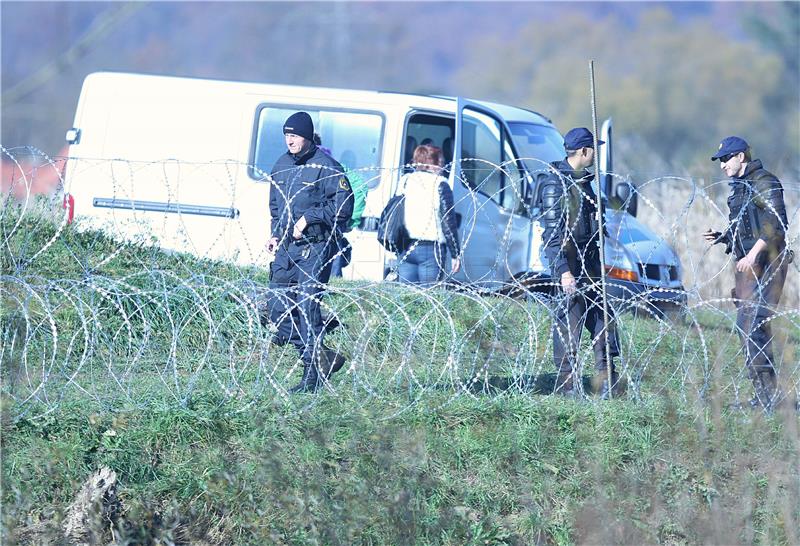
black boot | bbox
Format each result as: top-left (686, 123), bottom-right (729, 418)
top-left (289, 362), bottom-right (321, 394)
top-left (555, 371), bottom-right (581, 399)
top-left (597, 370), bottom-right (620, 400)
top-left (747, 374), bottom-right (766, 409)
top-left (749, 371), bottom-right (779, 413)
top-left (322, 314), bottom-right (341, 334)
top-left (327, 349), bottom-right (346, 377)
top-left (318, 348), bottom-right (347, 380)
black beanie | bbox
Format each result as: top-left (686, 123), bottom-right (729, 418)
top-left (283, 111), bottom-right (314, 141)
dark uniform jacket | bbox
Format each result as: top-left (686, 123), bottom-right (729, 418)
top-left (269, 144), bottom-right (354, 244)
top-left (719, 159), bottom-right (787, 261)
top-left (540, 159), bottom-right (601, 279)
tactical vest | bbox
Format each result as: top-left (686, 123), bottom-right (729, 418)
top-left (727, 166), bottom-right (788, 257)
top-left (536, 164), bottom-right (599, 247)
top-left (564, 179), bottom-right (600, 246)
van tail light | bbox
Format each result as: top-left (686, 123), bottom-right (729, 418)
top-left (63, 193), bottom-right (75, 224)
top-left (59, 148), bottom-right (74, 224)
top-left (605, 265), bottom-right (638, 282)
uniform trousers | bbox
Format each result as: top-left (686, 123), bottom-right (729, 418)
top-left (268, 240), bottom-right (333, 364)
top-left (733, 254), bottom-right (788, 380)
top-left (552, 276), bottom-right (620, 376)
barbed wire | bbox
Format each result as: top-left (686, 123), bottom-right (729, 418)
top-left (1, 146), bottom-right (798, 421)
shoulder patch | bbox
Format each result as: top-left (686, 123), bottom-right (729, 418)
top-left (339, 177), bottom-right (351, 191)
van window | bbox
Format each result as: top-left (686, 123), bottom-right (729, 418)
top-left (462, 108), bottom-right (526, 214)
top-left (403, 113), bottom-right (455, 172)
top-left (507, 122), bottom-right (565, 173)
top-left (250, 107), bottom-right (384, 181)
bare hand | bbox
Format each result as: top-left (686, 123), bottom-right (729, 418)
top-left (561, 271), bottom-right (577, 295)
top-left (736, 253), bottom-right (757, 273)
top-left (266, 237), bottom-right (279, 254)
top-left (292, 216), bottom-right (307, 240)
top-left (451, 258), bottom-right (461, 274)
top-left (737, 240), bottom-right (766, 273)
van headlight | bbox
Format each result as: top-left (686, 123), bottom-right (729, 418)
top-left (603, 238), bottom-right (639, 282)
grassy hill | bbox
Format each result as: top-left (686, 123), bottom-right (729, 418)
top-left (1, 200), bottom-right (798, 545)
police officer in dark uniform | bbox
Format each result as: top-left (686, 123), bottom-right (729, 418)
top-left (704, 136), bottom-right (790, 411)
top-left (540, 127), bottom-right (621, 399)
top-left (266, 112), bottom-right (354, 393)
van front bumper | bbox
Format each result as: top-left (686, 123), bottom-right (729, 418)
top-left (508, 273), bottom-right (687, 318)
top-left (605, 279), bottom-right (687, 318)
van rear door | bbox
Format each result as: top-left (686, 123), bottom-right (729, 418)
top-left (452, 99), bottom-right (531, 288)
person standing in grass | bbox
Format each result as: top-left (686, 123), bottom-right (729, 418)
top-left (265, 112), bottom-right (353, 393)
top-left (704, 136), bottom-right (790, 412)
top-left (540, 127), bottom-right (621, 399)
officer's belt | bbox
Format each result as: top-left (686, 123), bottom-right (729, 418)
top-left (292, 232), bottom-right (331, 246)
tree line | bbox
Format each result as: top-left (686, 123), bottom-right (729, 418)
top-left (2, 2), bottom-right (797, 181)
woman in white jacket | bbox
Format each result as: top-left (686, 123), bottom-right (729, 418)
top-left (397, 144), bottom-right (461, 284)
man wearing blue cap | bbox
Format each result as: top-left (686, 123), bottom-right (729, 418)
top-left (704, 136), bottom-right (790, 412)
top-left (265, 111), bottom-right (354, 393)
top-left (540, 127), bottom-right (621, 399)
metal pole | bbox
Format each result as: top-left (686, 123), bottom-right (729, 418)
top-left (589, 60), bottom-right (613, 398)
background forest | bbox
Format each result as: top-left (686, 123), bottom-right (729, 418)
top-left (2, 1), bottom-right (798, 180)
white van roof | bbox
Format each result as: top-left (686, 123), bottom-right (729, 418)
top-left (83, 71), bottom-right (555, 127)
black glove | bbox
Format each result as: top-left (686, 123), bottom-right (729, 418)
top-left (706, 230), bottom-right (732, 254)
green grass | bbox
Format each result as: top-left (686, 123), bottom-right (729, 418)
top-left (3, 394), bottom-right (799, 545)
top-left (2, 198), bottom-right (799, 545)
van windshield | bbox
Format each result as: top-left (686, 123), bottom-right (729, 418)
top-left (507, 123), bottom-right (565, 174)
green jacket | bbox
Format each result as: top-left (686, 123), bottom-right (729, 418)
top-left (344, 167), bottom-right (367, 230)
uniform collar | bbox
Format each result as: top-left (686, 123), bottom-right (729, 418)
top-left (730, 158), bottom-right (763, 187)
top-left (554, 159), bottom-right (593, 184)
top-left (736, 159), bottom-right (763, 179)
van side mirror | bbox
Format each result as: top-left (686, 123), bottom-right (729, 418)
top-left (614, 181), bottom-right (638, 217)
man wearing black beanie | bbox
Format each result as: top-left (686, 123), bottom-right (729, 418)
top-left (265, 111), bottom-right (354, 393)
top-left (282, 111), bottom-right (315, 142)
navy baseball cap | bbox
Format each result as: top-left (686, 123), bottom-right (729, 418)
top-left (563, 127), bottom-right (604, 151)
top-left (711, 136), bottom-right (749, 161)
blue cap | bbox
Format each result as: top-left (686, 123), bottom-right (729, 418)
top-left (711, 136), bottom-right (749, 161)
top-left (563, 127), bottom-right (604, 151)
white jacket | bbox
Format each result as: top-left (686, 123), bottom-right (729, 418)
top-left (397, 170), bottom-right (460, 256)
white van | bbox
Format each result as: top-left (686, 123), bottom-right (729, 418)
top-left (63, 72), bottom-right (685, 309)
